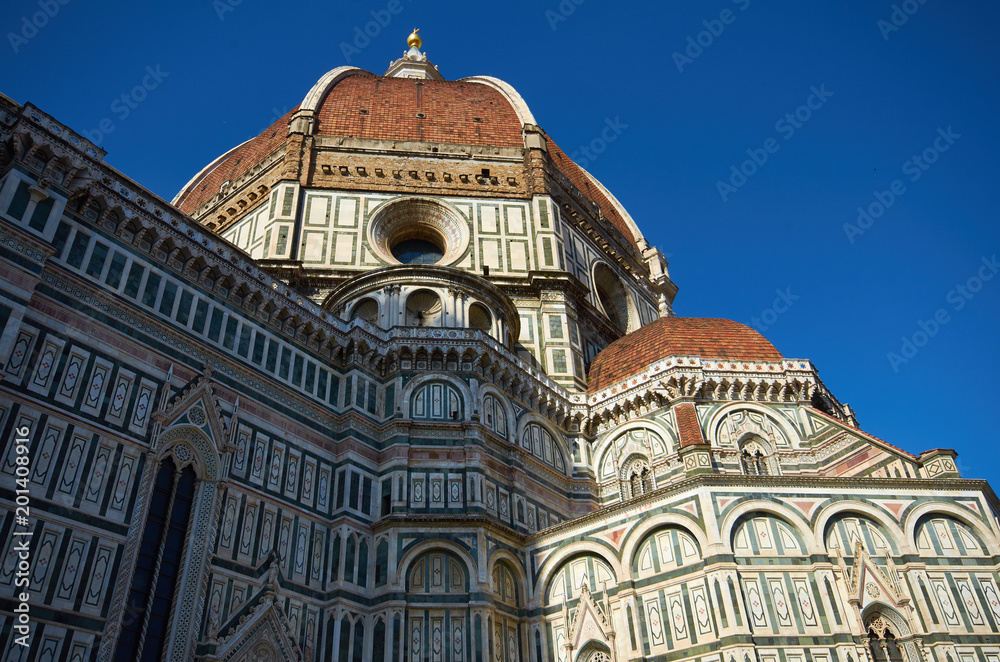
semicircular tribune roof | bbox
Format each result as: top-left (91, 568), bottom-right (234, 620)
top-left (587, 317), bottom-right (784, 392)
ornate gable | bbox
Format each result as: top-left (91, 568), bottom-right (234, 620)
top-left (210, 561), bottom-right (303, 662)
top-left (840, 541), bottom-right (909, 611)
top-left (563, 581), bottom-right (617, 661)
top-left (154, 365), bottom-right (231, 451)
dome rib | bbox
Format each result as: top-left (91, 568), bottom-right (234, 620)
top-left (544, 136), bottom-right (639, 249)
top-left (175, 105), bottom-right (299, 214)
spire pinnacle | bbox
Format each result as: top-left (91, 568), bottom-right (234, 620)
top-left (407, 28), bottom-right (422, 50)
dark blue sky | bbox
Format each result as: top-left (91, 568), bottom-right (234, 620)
top-left (3, 1), bottom-right (998, 486)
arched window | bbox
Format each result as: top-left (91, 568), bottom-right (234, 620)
top-left (482, 393), bottom-right (507, 437)
top-left (352, 620), bottom-right (365, 662)
top-left (345, 536), bottom-right (357, 584)
top-left (621, 456), bottom-right (653, 500)
top-left (521, 422), bottom-right (567, 473)
top-left (593, 262), bottom-right (632, 332)
top-left (114, 456), bottom-right (196, 662)
top-left (357, 539), bottom-right (369, 588)
top-left (411, 381), bottom-right (462, 420)
top-left (375, 539), bottom-right (389, 587)
top-left (739, 438), bottom-right (771, 476)
top-left (372, 619), bottom-right (386, 662)
top-left (865, 615), bottom-right (905, 662)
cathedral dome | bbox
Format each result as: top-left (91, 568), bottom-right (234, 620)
top-left (172, 63), bottom-right (644, 250)
top-left (168, 36), bottom-right (677, 391)
top-left (587, 317), bottom-right (784, 392)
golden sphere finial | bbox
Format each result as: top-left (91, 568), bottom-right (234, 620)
top-left (407, 28), bottom-right (422, 49)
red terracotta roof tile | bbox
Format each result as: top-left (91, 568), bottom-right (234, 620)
top-left (544, 136), bottom-right (637, 249)
top-left (674, 403), bottom-right (706, 447)
top-left (176, 74), bottom-right (639, 253)
top-left (315, 75), bottom-right (524, 148)
top-left (588, 317), bottom-right (783, 393)
top-left (175, 106), bottom-right (299, 213)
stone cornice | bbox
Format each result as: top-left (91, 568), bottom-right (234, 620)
top-left (0, 217), bottom-right (56, 265)
top-left (373, 513), bottom-right (527, 544)
top-left (324, 264), bottom-right (522, 339)
top-left (528, 474), bottom-right (1000, 546)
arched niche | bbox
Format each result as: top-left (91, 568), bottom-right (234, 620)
top-left (401, 374), bottom-right (472, 422)
top-left (480, 386), bottom-right (513, 439)
top-left (407, 549), bottom-right (469, 595)
top-left (737, 434), bottom-right (780, 476)
top-left (546, 554), bottom-right (617, 607)
top-left (914, 513), bottom-right (989, 557)
top-left (393, 538), bottom-right (478, 590)
top-left (348, 297), bottom-right (380, 326)
top-left (708, 404), bottom-right (797, 450)
top-left (595, 423), bottom-right (672, 484)
top-left (516, 418), bottom-right (570, 475)
top-left (631, 525), bottom-right (702, 576)
top-left (732, 513), bottom-right (808, 558)
top-left (719, 499), bottom-right (819, 555)
top-left (823, 512), bottom-right (898, 558)
top-left (903, 501), bottom-right (999, 558)
top-left (814, 501), bottom-right (910, 556)
top-left (591, 262), bottom-right (635, 332)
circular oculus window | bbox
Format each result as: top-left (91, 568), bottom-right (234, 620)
top-left (368, 198), bottom-right (469, 266)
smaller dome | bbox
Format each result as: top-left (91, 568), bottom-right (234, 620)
top-left (587, 318), bottom-right (783, 392)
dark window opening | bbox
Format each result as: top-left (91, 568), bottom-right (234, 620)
top-left (391, 238), bottom-right (443, 265)
top-left (114, 458), bottom-right (196, 662)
